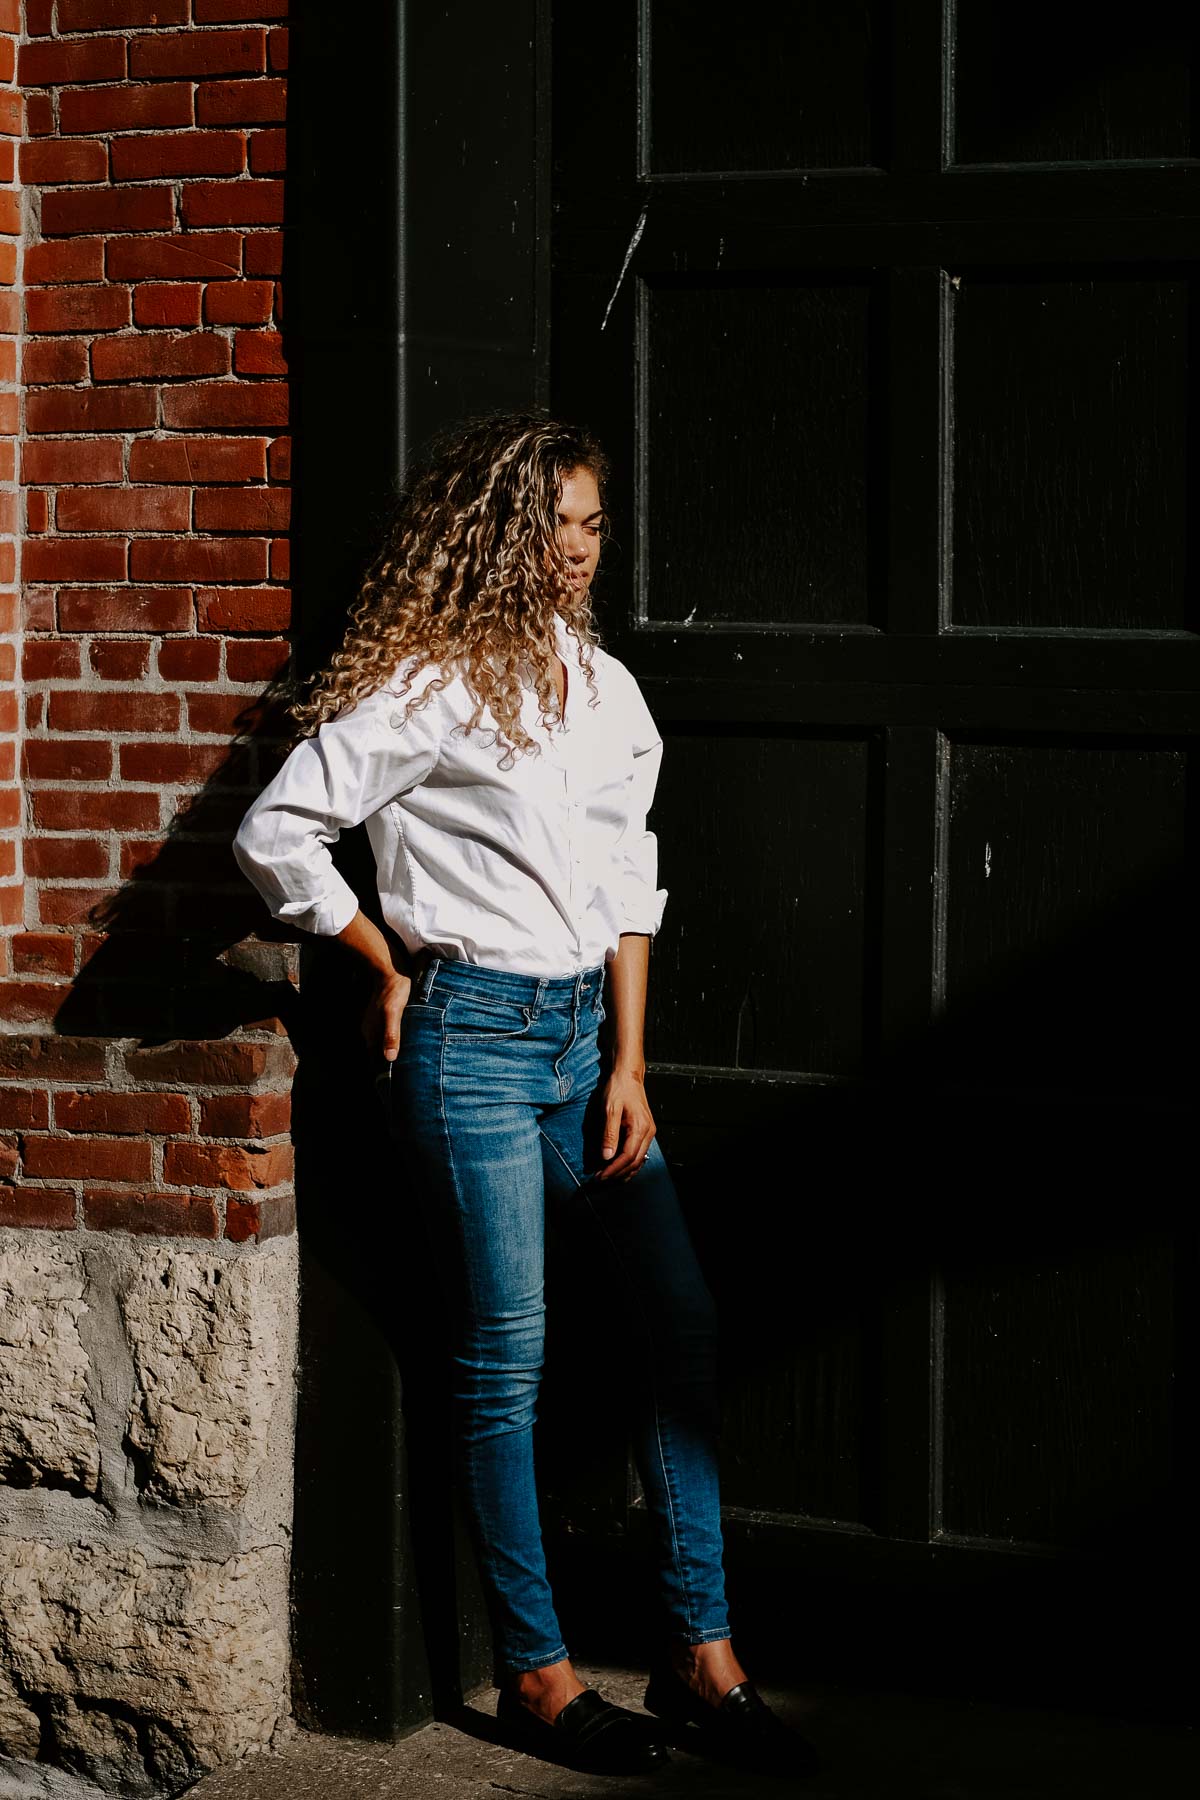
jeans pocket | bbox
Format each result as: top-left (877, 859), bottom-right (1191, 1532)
top-left (443, 994), bottom-right (534, 1043)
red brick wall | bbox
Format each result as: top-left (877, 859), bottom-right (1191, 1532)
top-left (0, 1), bottom-right (296, 1241)
top-left (0, 2), bottom-right (21, 933)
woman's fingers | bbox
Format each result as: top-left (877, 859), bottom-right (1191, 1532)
top-left (361, 989), bottom-right (406, 1059)
top-left (599, 1104), bottom-right (655, 1181)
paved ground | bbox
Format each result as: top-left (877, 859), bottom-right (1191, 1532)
top-left (186, 1661), bottom-right (1197, 1799)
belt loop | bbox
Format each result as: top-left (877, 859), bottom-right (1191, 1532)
top-left (532, 977), bottom-right (547, 1020)
top-left (417, 954), bottom-right (440, 1001)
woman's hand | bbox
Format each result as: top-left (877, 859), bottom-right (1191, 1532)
top-left (596, 1066), bottom-right (656, 1181)
top-left (361, 968), bottom-right (413, 1061)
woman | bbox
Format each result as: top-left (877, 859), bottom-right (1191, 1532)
top-left (233, 412), bottom-right (818, 1780)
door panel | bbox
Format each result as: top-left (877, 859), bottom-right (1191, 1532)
top-left (650, 730), bottom-right (872, 1076)
top-left (643, 277), bottom-right (878, 627)
top-left (950, 270), bottom-right (1192, 631)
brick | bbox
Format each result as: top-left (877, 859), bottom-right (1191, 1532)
top-left (25, 838), bottom-right (110, 880)
top-left (112, 129), bottom-right (246, 181)
top-left (0, 789), bottom-right (20, 830)
top-left (133, 283), bottom-right (203, 328)
top-left (36, 887), bottom-right (121, 928)
top-left (0, 983), bottom-right (65, 1026)
top-left (181, 179), bottom-right (283, 228)
top-left (23, 91), bottom-right (54, 136)
top-left (123, 1037), bottom-right (293, 1087)
top-left (233, 329), bottom-right (286, 376)
top-left (23, 538), bottom-right (127, 583)
top-left (24, 337), bottom-right (90, 385)
top-left (195, 0), bottom-right (288, 17)
top-left (12, 935), bottom-right (76, 978)
top-left (121, 836), bottom-right (239, 883)
top-left (248, 129), bottom-right (285, 175)
top-left (225, 638), bottom-right (288, 683)
top-left (267, 437), bottom-right (290, 481)
top-left (49, 691), bottom-right (179, 734)
top-left (22, 439), bottom-right (124, 484)
top-left (269, 538), bottom-right (288, 579)
top-left (59, 0), bottom-right (190, 28)
top-left (160, 381), bottom-right (287, 430)
top-left (187, 689), bottom-right (273, 735)
top-left (26, 284), bottom-right (131, 333)
top-left (225, 1192), bottom-right (295, 1242)
top-left (0, 1087), bottom-right (52, 1128)
top-left (268, 25), bottom-right (287, 70)
top-left (158, 637), bottom-right (221, 681)
top-left (42, 186), bottom-right (176, 237)
top-left (20, 138), bottom-right (109, 184)
top-left (33, 791), bottom-right (158, 836)
top-left (22, 739), bottom-right (112, 782)
top-left (130, 27), bottom-right (265, 79)
top-left (58, 587), bottom-right (193, 633)
top-left (57, 485), bottom-right (190, 532)
top-left (60, 82), bottom-right (193, 136)
top-left (199, 1089), bottom-right (290, 1138)
top-left (89, 638), bottom-right (151, 681)
top-left (118, 740), bottom-right (232, 784)
top-left (20, 37), bottom-right (127, 87)
top-left (194, 486), bottom-right (289, 531)
top-left (27, 387), bottom-right (158, 433)
top-left (106, 230), bottom-right (241, 280)
top-left (0, 1190), bottom-right (76, 1231)
top-left (0, 1036), bottom-right (108, 1083)
top-left (0, 1139), bottom-right (18, 1181)
top-left (23, 1135), bottom-right (152, 1182)
top-left (131, 536), bottom-right (267, 582)
top-left (129, 436), bottom-right (267, 482)
top-left (0, 890), bottom-right (26, 930)
top-left (203, 279), bottom-right (273, 325)
top-left (82, 1190), bottom-right (219, 1236)
top-left (92, 331), bottom-right (229, 383)
top-left (163, 1138), bottom-right (292, 1190)
top-left (23, 639), bottom-right (81, 681)
top-left (196, 78), bottom-right (286, 126)
top-left (24, 237), bottom-right (105, 284)
top-left (57, 1090), bottom-right (190, 1135)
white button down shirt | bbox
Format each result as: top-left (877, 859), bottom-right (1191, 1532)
top-left (233, 613), bottom-right (668, 976)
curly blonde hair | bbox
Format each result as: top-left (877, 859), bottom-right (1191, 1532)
top-left (287, 410), bottom-right (610, 765)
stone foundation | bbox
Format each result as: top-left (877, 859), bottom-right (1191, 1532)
top-left (0, 1231), bottom-right (297, 1797)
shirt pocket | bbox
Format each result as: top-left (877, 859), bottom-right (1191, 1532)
top-left (442, 993), bottom-right (535, 1043)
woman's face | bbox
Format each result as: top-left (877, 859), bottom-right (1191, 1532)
top-left (554, 466), bottom-right (603, 595)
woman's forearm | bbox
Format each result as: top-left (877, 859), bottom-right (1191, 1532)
top-left (607, 932), bottom-right (650, 1079)
top-left (336, 909), bottom-right (409, 982)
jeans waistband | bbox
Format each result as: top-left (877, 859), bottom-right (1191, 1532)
top-left (414, 955), bottom-right (605, 1012)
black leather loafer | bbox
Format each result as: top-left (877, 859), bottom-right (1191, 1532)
top-left (643, 1659), bottom-right (821, 1779)
top-left (496, 1684), bottom-right (670, 1775)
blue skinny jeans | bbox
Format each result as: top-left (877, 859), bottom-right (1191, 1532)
top-left (385, 954), bottom-right (731, 1683)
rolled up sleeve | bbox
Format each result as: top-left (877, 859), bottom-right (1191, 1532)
top-left (233, 683), bottom-right (440, 937)
top-left (617, 683), bottom-right (668, 939)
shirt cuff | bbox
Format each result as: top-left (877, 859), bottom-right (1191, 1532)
top-left (275, 874), bottom-right (362, 938)
top-left (621, 885), bottom-right (668, 939)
